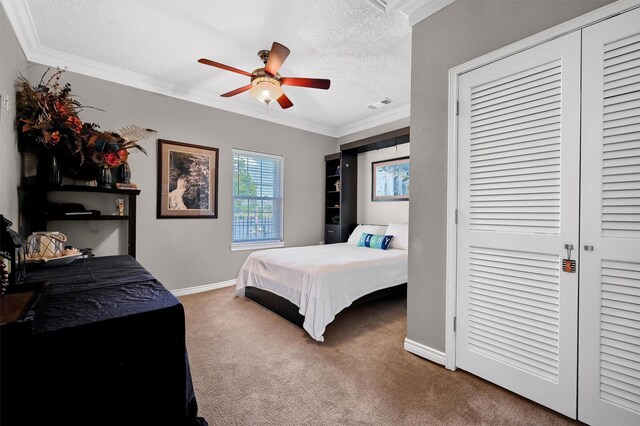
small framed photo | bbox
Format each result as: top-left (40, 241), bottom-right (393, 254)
top-left (372, 156), bottom-right (410, 202)
top-left (157, 139), bottom-right (219, 218)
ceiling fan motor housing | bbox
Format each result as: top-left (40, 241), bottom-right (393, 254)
top-left (251, 68), bottom-right (282, 84)
top-left (257, 49), bottom-right (270, 65)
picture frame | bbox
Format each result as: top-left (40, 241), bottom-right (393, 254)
top-left (157, 139), bottom-right (219, 218)
top-left (371, 156), bottom-right (410, 202)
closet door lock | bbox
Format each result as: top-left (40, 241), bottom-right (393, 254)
top-left (562, 244), bottom-right (576, 273)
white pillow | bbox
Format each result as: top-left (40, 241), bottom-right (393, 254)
top-left (385, 222), bottom-right (409, 250)
top-left (347, 224), bottom-right (388, 244)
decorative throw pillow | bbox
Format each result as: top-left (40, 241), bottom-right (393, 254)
top-left (347, 224), bottom-right (388, 244)
top-left (356, 233), bottom-right (394, 250)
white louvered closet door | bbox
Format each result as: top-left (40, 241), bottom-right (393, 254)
top-left (579, 8), bottom-right (640, 426)
top-left (456, 31), bottom-right (581, 418)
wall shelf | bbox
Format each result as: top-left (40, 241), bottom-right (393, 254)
top-left (324, 152), bottom-right (356, 243)
top-left (19, 184), bottom-right (139, 257)
top-left (45, 215), bottom-right (131, 221)
top-left (21, 184), bottom-right (140, 195)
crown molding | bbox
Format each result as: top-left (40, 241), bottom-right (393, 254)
top-left (397, 0), bottom-right (456, 26)
top-left (0, 0), bottom-right (347, 137)
top-left (28, 44), bottom-right (337, 136)
top-left (335, 104), bottom-right (410, 138)
top-left (2, 0), bottom-right (414, 138)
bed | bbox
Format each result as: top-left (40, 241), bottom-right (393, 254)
top-left (236, 223), bottom-right (408, 342)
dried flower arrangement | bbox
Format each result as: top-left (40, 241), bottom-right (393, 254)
top-left (87, 125), bottom-right (156, 169)
top-left (15, 68), bottom-right (156, 177)
top-left (16, 68), bottom-right (98, 163)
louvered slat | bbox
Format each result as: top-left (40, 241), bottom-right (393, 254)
top-left (469, 60), bottom-right (561, 234)
top-left (472, 95), bottom-right (562, 125)
top-left (468, 247), bottom-right (560, 382)
top-left (600, 259), bottom-right (640, 412)
top-left (471, 62), bottom-right (561, 100)
top-left (602, 32), bottom-right (640, 240)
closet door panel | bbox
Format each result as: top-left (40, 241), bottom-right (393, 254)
top-left (580, 8), bottom-right (640, 426)
top-left (456, 31), bottom-right (581, 418)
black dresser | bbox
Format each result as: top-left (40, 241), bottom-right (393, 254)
top-left (0, 255), bottom-right (207, 426)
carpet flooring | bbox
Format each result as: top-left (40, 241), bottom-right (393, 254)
top-left (180, 287), bottom-right (575, 425)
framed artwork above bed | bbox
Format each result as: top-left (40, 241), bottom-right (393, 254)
top-left (372, 156), bottom-right (410, 202)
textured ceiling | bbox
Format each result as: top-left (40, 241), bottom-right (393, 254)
top-left (19, 0), bottom-right (412, 136)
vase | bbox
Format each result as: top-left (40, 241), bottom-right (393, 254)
top-left (36, 152), bottom-right (62, 186)
top-left (49, 154), bottom-right (62, 186)
top-left (117, 163), bottom-right (131, 184)
top-left (97, 167), bottom-right (113, 190)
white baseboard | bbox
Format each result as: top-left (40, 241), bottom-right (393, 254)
top-left (171, 279), bottom-right (236, 297)
top-left (404, 338), bottom-right (446, 366)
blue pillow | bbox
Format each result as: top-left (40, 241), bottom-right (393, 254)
top-left (357, 233), bottom-right (394, 250)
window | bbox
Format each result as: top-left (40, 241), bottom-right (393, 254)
top-left (231, 149), bottom-right (284, 250)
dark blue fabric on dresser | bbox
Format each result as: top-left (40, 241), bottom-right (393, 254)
top-left (3, 255), bottom-right (207, 426)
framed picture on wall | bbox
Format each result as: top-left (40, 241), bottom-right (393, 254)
top-left (372, 156), bottom-right (410, 202)
top-left (157, 139), bottom-right (219, 218)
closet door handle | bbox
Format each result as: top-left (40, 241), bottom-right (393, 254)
top-left (584, 245), bottom-right (594, 251)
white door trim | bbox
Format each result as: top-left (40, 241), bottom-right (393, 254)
top-left (444, 0), bottom-right (640, 371)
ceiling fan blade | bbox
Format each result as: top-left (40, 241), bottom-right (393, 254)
top-left (221, 84), bottom-right (253, 97)
top-left (265, 42), bottom-right (290, 75)
top-left (281, 77), bottom-right (331, 90)
top-left (198, 58), bottom-right (252, 77)
top-left (276, 93), bottom-right (293, 109)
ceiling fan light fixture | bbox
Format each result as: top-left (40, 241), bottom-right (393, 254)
top-left (250, 77), bottom-right (283, 104)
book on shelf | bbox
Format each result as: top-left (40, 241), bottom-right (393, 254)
top-left (115, 183), bottom-right (138, 190)
top-left (65, 211), bottom-right (98, 216)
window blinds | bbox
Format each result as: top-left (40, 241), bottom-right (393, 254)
top-left (232, 150), bottom-right (283, 243)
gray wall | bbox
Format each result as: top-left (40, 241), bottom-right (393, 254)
top-left (1, 7), bottom-right (335, 290)
top-left (408, 0), bottom-right (615, 352)
top-left (28, 66), bottom-right (335, 290)
top-left (0, 8), bottom-right (27, 224)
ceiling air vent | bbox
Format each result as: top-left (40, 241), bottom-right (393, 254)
top-left (366, 98), bottom-right (394, 110)
top-left (367, 0), bottom-right (407, 13)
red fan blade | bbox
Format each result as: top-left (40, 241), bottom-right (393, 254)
top-left (198, 58), bottom-right (252, 77)
top-left (265, 42), bottom-right (290, 76)
top-left (281, 77), bottom-right (330, 90)
top-left (276, 93), bottom-right (293, 109)
top-left (221, 85), bottom-right (253, 97)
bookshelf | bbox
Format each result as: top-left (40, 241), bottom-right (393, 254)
top-left (19, 184), bottom-right (140, 257)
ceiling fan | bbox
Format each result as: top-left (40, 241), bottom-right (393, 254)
top-left (198, 42), bottom-right (330, 109)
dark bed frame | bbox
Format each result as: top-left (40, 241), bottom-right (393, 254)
top-left (244, 283), bottom-right (407, 329)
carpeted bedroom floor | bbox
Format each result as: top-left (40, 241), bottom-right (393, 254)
top-left (180, 287), bottom-right (575, 426)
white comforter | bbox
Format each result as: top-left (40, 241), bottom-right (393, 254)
top-left (236, 243), bottom-right (408, 341)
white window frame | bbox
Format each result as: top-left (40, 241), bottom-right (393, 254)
top-left (230, 149), bottom-right (285, 251)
